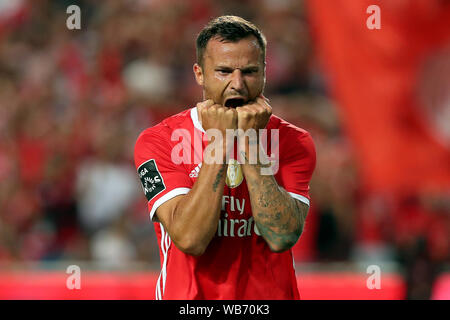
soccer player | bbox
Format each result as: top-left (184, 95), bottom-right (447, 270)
top-left (134, 15), bottom-right (316, 299)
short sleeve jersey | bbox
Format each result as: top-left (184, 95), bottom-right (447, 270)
top-left (134, 107), bottom-right (316, 300)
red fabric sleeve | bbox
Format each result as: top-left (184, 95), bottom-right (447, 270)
top-left (275, 128), bottom-right (316, 205)
top-left (134, 127), bottom-right (193, 221)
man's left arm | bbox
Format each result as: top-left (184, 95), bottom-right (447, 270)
top-left (241, 160), bottom-right (309, 252)
top-left (236, 95), bottom-right (314, 252)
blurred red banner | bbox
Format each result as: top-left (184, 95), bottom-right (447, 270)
top-left (0, 271), bottom-right (405, 300)
top-left (307, 0), bottom-right (450, 195)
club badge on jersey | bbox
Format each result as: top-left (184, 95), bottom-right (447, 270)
top-left (226, 159), bottom-right (243, 188)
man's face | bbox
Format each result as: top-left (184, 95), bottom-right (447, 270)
top-left (193, 36), bottom-right (265, 108)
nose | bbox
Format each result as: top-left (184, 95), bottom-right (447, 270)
top-left (230, 69), bottom-right (244, 92)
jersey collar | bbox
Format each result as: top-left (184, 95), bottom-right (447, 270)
top-left (191, 107), bottom-right (205, 133)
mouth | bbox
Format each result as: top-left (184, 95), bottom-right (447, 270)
top-left (224, 97), bottom-right (246, 108)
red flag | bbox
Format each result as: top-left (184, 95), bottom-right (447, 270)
top-left (307, 0), bottom-right (450, 195)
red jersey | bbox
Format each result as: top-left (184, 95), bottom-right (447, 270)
top-left (134, 107), bottom-right (316, 300)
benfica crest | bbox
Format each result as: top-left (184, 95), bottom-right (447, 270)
top-left (226, 159), bottom-right (243, 188)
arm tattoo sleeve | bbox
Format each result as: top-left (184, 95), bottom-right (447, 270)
top-left (246, 171), bottom-right (308, 251)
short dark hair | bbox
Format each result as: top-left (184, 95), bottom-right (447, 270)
top-left (196, 15), bottom-right (267, 66)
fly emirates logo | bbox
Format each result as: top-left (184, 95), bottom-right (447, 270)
top-left (217, 195), bottom-right (261, 238)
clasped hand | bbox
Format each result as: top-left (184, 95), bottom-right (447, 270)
top-left (198, 94), bottom-right (272, 135)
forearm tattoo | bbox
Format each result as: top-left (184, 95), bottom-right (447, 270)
top-left (212, 165), bottom-right (227, 192)
top-left (245, 168), bottom-right (307, 250)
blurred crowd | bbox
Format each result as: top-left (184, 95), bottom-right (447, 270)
top-left (0, 0), bottom-right (447, 299)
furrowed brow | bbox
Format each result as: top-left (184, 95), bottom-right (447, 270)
top-left (240, 66), bottom-right (259, 72)
top-left (215, 65), bottom-right (259, 72)
top-left (215, 66), bottom-right (234, 71)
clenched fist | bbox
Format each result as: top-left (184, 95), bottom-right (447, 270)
top-left (236, 95), bottom-right (272, 131)
top-left (197, 99), bottom-right (238, 136)
top-left (235, 95), bottom-right (272, 165)
top-left (197, 99), bottom-right (238, 162)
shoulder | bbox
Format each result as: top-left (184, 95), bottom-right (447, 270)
top-left (268, 114), bottom-right (316, 167)
top-left (135, 108), bottom-right (193, 145)
top-left (134, 108), bottom-right (193, 165)
top-left (268, 114), bottom-right (315, 148)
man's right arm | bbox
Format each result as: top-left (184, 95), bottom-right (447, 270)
top-left (155, 161), bottom-right (227, 256)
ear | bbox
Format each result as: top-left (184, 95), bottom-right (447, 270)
top-left (193, 63), bottom-right (204, 86)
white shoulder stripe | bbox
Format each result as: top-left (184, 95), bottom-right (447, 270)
top-left (149, 188), bottom-right (191, 221)
top-left (190, 107), bottom-right (205, 133)
top-left (288, 192), bottom-right (310, 207)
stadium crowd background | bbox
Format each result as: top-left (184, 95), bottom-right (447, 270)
top-left (0, 0), bottom-right (448, 299)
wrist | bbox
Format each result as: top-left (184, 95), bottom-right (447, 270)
top-left (203, 135), bottom-right (229, 164)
